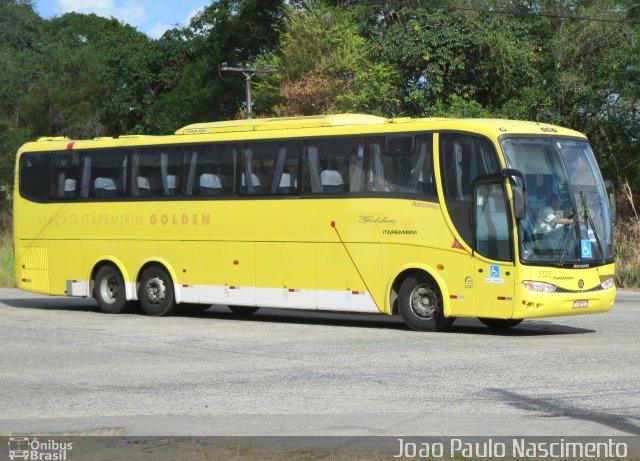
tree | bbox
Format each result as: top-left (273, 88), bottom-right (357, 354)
top-left (356, 0), bottom-right (639, 193)
top-left (161, 0), bottom-right (286, 122)
top-left (255, 3), bottom-right (399, 116)
top-left (0, 0), bottom-right (45, 197)
top-left (19, 13), bottom-right (154, 138)
top-left (362, 1), bottom-right (546, 117)
top-left (538, 0), bottom-right (640, 187)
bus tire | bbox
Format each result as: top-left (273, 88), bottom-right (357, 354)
top-left (228, 305), bottom-right (260, 315)
top-left (138, 266), bottom-right (177, 317)
top-left (479, 318), bottom-right (523, 329)
top-left (94, 265), bottom-right (132, 314)
top-left (398, 273), bottom-right (454, 331)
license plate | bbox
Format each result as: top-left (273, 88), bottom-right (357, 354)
top-left (573, 300), bottom-right (589, 308)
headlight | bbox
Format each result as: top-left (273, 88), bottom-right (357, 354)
top-left (522, 280), bottom-right (558, 292)
top-left (599, 277), bottom-right (615, 290)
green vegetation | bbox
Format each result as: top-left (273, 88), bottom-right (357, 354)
top-left (615, 219), bottom-right (640, 289)
top-left (0, 231), bottom-right (14, 288)
top-left (0, 0), bottom-right (638, 287)
top-left (0, 244), bottom-right (13, 287)
top-left (0, 184), bottom-right (12, 287)
top-left (614, 184), bottom-right (640, 289)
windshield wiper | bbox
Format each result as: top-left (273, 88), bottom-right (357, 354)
top-left (579, 190), bottom-right (605, 264)
top-left (556, 215), bottom-right (576, 267)
top-left (557, 188), bottom-right (583, 267)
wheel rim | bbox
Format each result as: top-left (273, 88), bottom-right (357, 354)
top-left (99, 274), bottom-right (120, 304)
top-left (409, 284), bottom-right (441, 319)
top-left (144, 276), bottom-right (166, 305)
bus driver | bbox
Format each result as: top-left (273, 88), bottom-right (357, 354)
top-left (535, 193), bottom-right (574, 234)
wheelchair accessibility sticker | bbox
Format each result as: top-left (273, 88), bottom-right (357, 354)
top-left (581, 239), bottom-right (592, 258)
top-left (485, 265), bottom-right (505, 284)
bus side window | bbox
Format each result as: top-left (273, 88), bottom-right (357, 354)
top-left (440, 133), bottom-right (500, 245)
top-left (129, 148), bottom-right (180, 198)
top-left (81, 150), bottom-right (127, 199)
top-left (244, 142), bottom-right (298, 195)
top-left (441, 134), bottom-right (500, 200)
top-left (185, 144), bottom-right (236, 197)
top-left (20, 153), bottom-right (50, 202)
top-left (367, 134), bottom-right (435, 197)
top-left (475, 182), bottom-right (512, 261)
top-left (303, 138), bottom-right (363, 194)
top-left (51, 152), bottom-right (78, 200)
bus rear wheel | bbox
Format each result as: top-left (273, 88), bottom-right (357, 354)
top-left (138, 266), bottom-right (177, 316)
top-left (94, 265), bottom-right (132, 314)
top-left (398, 273), bottom-right (454, 332)
top-left (228, 305), bottom-right (260, 315)
top-left (479, 318), bottom-right (523, 329)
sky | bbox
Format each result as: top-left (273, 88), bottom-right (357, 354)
top-left (34, 0), bottom-right (211, 39)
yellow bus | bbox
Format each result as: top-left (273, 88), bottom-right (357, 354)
top-left (13, 114), bottom-right (616, 331)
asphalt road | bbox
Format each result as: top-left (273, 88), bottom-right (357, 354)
top-left (0, 288), bottom-right (638, 437)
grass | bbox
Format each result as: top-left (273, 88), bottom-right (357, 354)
top-left (614, 217), bottom-right (640, 289)
top-left (0, 229), bottom-right (15, 288)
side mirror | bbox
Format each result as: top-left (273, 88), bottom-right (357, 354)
top-left (501, 168), bottom-right (526, 220)
top-left (512, 185), bottom-right (525, 220)
top-left (604, 180), bottom-right (616, 221)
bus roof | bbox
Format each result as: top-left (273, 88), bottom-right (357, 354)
top-left (174, 114), bottom-right (584, 138)
top-left (175, 113), bottom-right (389, 134)
top-left (21, 114), bottom-right (586, 153)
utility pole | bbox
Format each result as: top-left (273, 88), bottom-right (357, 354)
top-left (220, 62), bottom-right (275, 119)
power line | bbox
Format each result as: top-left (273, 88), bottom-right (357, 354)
top-left (219, 62), bottom-right (275, 119)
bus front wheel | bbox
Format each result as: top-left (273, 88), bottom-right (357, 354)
top-left (139, 266), bottom-right (177, 316)
top-left (479, 318), bottom-right (523, 329)
top-left (94, 265), bottom-right (132, 314)
top-left (398, 274), bottom-right (454, 332)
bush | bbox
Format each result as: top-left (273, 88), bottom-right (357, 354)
top-left (0, 230), bottom-right (14, 288)
top-left (614, 217), bottom-right (640, 289)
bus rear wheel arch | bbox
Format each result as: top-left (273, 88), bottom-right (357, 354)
top-left (138, 264), bottom-right (177, 317)
top-left (93, 264), bottom-right (133, 314)
top-left (396, 271), bottom-right (455, 332)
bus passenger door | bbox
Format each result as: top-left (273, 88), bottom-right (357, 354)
top-left (473, 180), bottom-right (515, 319)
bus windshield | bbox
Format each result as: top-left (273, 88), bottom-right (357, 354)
top-left (502, 137), bottom-right (613, 266)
